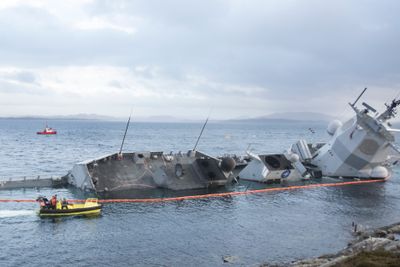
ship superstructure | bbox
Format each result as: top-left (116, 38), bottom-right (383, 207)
top-left (67, 150), bottom-right (237, 192)
top-left (67, 113), bottom-right (238, 193)
top-left (67, 89), bottom-right (400, 193)
top-left (238, 89), bottom-right (400, 183)
top-left (311, 91), bottom-right (400, 179)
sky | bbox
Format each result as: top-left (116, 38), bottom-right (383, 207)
top-left (0, 0), bottom-right (399, 120)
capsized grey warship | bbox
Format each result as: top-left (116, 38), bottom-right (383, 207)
top-left (66, 116), bottom-right (237, 193)
top-left (238, 89), bottom-right (400, 183)
top-left (67, 150), bottom-right (237, 193)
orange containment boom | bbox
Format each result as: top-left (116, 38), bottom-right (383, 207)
top-left (0, 178), bottom-right (386, 204)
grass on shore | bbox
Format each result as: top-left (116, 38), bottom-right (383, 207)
top-left (334, 249), bottom-right (400, 267)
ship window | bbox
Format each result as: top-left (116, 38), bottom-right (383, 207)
top-left (208, 172), bottom-right (216, 180)
top-left (264, 156), bottom-right (281, 169)
top-left (263, 155), bottom-right (294, 170)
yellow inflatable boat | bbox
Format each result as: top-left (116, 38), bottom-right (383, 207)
top-left (37, 197), bottom-right (102, 217)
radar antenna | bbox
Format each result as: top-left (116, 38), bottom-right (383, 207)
top-left (378, 98), bottom-right (400, 121)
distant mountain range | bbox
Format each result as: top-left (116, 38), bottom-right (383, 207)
top-left (3, 112), bottom-right (398, 124)
top-left (264, 112), bottom-right (334, 121)
top-left (0, 114), bottom-right (201, 122)
top-left (0, 114), bottom-right (120, 121)
top-left (0, 112), bottom-right (335, 123)
top-left (227, 112), bottom-right (335, 123)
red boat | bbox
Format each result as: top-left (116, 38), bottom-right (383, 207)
top-left (37, 125), bottom-right (57, 135)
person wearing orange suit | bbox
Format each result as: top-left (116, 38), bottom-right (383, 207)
top-left (50, 195), bottom-right (57, 209)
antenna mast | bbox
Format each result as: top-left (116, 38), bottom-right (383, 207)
top-left (119, 110), bottom-right (133, 155)
top-left (193, 114), bottom-right (211, 151)
top-left (351, 87), bottom-right (368, 107)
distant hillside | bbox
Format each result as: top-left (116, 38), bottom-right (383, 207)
top-left (0, 114), bottom-right (199, 123)
top-left (134, 115), bottom-right (196, 123)
top-left (52, 114), bottom-right (120, 121)
top-left (0, 114), bottom-right (121, 121)
top-left (4, 112), bottom-right (397, 124)
top-left (263, 112), bottom-right (334, 122)
top-left (227, 112), bottom-right (334, 123)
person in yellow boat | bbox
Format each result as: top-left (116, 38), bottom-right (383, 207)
top-left (61, 198), bottom-right (68, 209)
top-left (50, 195), bottom-right (57, 209)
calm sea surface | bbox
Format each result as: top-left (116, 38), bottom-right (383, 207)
top-left (0, 119), bottom-right (399, 266)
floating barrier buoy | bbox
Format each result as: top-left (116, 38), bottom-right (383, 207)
top-left (0, 178), bottom-right (386, 204)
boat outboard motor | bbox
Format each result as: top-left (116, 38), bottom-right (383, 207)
top-left (36, 196), bottom-right (51, 209)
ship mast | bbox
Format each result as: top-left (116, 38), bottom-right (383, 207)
top-left (193, 115), bottom-right (210, 151)
top-left (377, 98), bottom-right (400, 122)
top-left (193, 109), bottom-right (213, 152)
top-left (119, 110), bottom-right (133, 155)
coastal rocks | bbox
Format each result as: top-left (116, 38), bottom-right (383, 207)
top-left (389, 225), bottom-right (400, 233)
top-left (281, 258), bottom-right (332, 267)
top-left (375, 229), bottom-right (388, 238)
top-left (222, 255), bottom-right (239, 264)
top-left (265, 222), bottom-right (400, 267)
top-left (349, 237), bottom-right (393, 254)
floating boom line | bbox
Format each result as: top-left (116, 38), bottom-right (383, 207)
top-left (0, 178), bottom-right (386, 203)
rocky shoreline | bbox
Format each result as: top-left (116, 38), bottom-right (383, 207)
top-left (263, 222), bottom-right (400, 267)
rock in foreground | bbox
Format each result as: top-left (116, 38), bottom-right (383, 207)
top-left (263, 222), bottom-right (400, 267)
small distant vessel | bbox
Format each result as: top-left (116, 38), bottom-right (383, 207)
top-left (37, 124), bottom-right (57, 135)
top-left (36, 197), bottom-right (102, 217)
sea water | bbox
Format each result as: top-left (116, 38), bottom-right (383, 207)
top-left (0, 119), bottom-right (399, 266)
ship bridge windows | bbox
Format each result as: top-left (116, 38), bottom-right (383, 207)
top-left (265, 156), bottom-right (280, 169)
top-left (261, 155), bottom-right (294, 170)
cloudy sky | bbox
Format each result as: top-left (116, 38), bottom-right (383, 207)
top-left (0, 0), bottom-right (399, 120)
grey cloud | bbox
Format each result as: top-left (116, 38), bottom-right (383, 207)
top-left (14, 71), bottom-right (37, 84)
top-left (0, 79), bottom-right (44, 95)
top-left (2, 1), bottom-right (400, 87)
top-left (0, 1), bottom-right (399, 118)
top-left (0, 70), bottom-right (38, 84)
top-left (108, 80), bottom-right (123, 88)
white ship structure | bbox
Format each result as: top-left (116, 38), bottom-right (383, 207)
top-left (239, 89), bottom-right (400, 183)
top-left (66, 89), bottom-right (400, 195)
